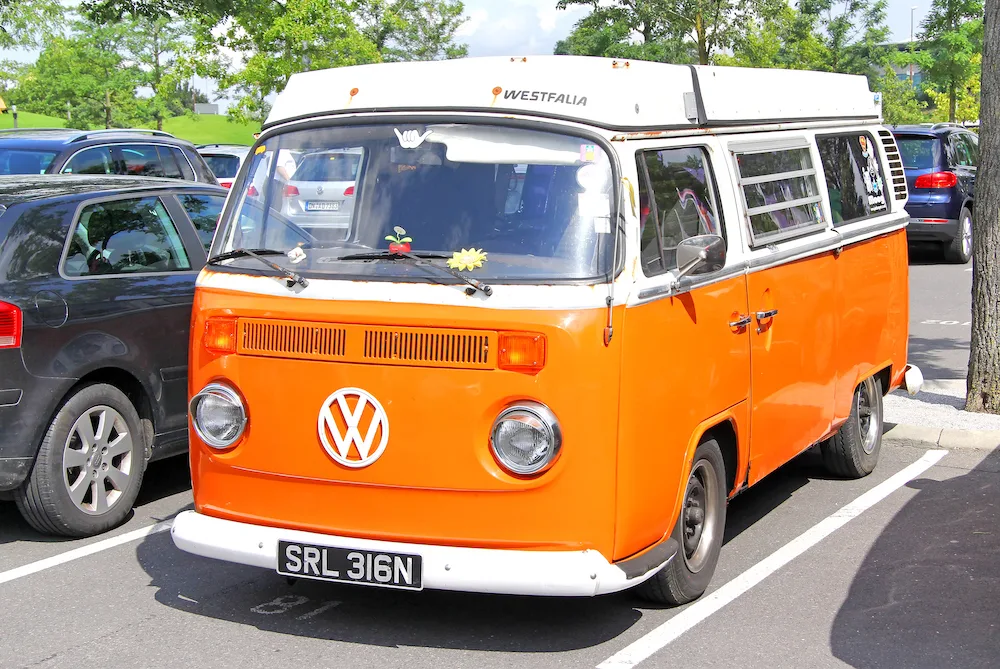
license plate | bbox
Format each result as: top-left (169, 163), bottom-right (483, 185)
top-left (277, 540), bottom-right (423, 590)
top-left (305, 200), bottom-right (340, 211)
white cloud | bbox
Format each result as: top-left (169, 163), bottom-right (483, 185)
top-left (456, 8), bottom-right (489, 38)
top-left (458, 0), bottom-right (587, 57)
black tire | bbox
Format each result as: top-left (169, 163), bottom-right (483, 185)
top-left (943, 207), bottom-right (973, 264)
top-left (639, 439), bottom-right (727, 605)
top-left (15, 383), bottom-right (148, 537)
top-left (821, 376), bottom-right (883, 479)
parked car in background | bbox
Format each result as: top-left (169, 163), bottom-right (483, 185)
top-left (892, 123), bottom-right (978, 263)
top-left (196, 143), bottom-right (250, 189)
top-left (0, 128), bottom-right (218, 185)
top-left (279, 148), bottom-right (363, 242)
top-left (0, 175), bottom-right (227, 537)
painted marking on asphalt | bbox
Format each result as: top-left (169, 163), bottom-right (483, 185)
top-left (0, 520), bottom-right (173, 586)
top-left (597, 449), bottom-right (949, 669)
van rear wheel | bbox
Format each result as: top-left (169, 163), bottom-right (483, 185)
top-left (639, 438), bottom-right (726, 606)
top-left (820, 375), bottom-right (883, 478)
top-left (14, 384), bottom-right (148, 537)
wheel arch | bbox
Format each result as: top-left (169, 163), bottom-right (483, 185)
top-left (56, 367), bottom-right (155, 458)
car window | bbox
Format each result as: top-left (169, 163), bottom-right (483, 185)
top-left (178, 193), bottom-right (226, 252)
top-left (203, 154), bottom-right (241, 179)
top-left (62, 147), bottom-right (117, 175)
top-left (636, 147), bottom-right (724, 276)
top-left (817, 133), bottom-right (889, 226)
top-left (951, 135), bottom-right (974, 167)
top-left (292, 152), bottom-right (362, 182)
top-left (63, 196), bottom-right (192, 277)
top-left (0, 149), bottom-right (59, 175)
top-left (961, 133), bottom-right (979, 165)
top-left (172, 147), bottom-right (196, 180)
top-left (155, 146), bottom-right (183, 179)
top-left (895, 136), bottom-right (941, 170)
top-left (733, 143), bottom-right (825, 246)
top-left (119, 144), bottom-right (167, 177)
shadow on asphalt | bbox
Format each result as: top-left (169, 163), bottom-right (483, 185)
top-left (0, 454), bottom-right (192, 545)
top-left (907, 243), bottom-right (953, 266)
top-left (906, 334), bottom-right (970, 381)
top-left (831, 445), bottom-right (1000, 668)
top-left (132, 447), bottom-right (842, 650)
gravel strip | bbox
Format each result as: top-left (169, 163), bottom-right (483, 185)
top-left (884, 379), bottom-right (1000, 431)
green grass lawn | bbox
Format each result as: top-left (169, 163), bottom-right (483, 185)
top-left (0, 109), bottom-right (257, 145)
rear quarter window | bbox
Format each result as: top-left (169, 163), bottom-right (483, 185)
top-left (0, 202), bottom-right (74, 281)
top-left (816, 132), bottom-right (889, 226)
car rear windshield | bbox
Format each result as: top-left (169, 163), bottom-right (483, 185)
top-left (203, 154), bottom-right (241, 179)
top-left (213, 122), bottom-right (617, 283)
top-left (0, 149), bottom-right (58, 175)
top-left (895, 136), bottom-right (941, 170)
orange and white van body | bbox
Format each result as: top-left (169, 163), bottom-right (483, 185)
top-left (171, 56), bottom-right (921, 596)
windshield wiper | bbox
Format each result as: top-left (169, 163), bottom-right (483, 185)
top-left (340, 250), bottom-right (492, 297)
top-left (207, 248), bottom-right (309, 289)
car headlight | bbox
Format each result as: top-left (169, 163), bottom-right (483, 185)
top-left (489, 402), bottom-right (562, 476)
top-left (190, 383), bottom-right (247, 449)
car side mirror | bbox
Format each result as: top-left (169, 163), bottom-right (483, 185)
top-left (675, 234), bottom-right (726, 279)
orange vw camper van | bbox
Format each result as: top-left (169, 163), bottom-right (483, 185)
top-left (172, 56), bottom-right (923, 605)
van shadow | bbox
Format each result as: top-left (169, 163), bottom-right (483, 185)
top-left (134, 448), bottom-right (832, 650)
top-left (830, 446), bottom-right (1000, 668)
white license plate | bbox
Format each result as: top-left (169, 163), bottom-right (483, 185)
top-left (277, 540), bottom-right (423, 590)
top-left (306, 201), bottom-right (341, 211)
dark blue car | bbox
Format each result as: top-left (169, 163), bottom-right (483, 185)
top-left (0, 175), bottom-right (227, 536)
top-left (892, 123), bottom-right (978, 263)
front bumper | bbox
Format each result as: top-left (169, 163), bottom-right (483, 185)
top-left (171, 510), bottom-right (674, 596)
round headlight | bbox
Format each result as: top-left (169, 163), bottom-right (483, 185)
top-left (190, 383), bottom-right (247, 449)
top-left (489, 402), bottom-right (562, 476)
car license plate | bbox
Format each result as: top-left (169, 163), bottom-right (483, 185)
top-left (305, 200), bottom-right (340, 211)
top-left (277, 540), bottom-right (423, 590)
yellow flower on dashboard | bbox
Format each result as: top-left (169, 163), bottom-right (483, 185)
top-left (447, 248), bottom-right (488, 271)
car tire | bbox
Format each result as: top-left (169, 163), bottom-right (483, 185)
top-left (15, 384), bottom-right (148, 537)
top-left (944, 207), bottom-right (973, 264)
top-left (821, 376), bottom-right (883, 479)
top-left (639, 438), bottom-right (727, 606)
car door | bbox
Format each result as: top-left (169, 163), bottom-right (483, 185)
top-left (729, 136), bottom-right (839, 485)
top-left (166, 191), bottom-right (228, 255)
top-left (59, 193), bottom-right (206, 453)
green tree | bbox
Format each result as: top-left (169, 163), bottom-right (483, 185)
top-left (873, 71), bottom-right (927, 124)
top-left (919, 0), bottom-right (984, 122)
top-left (553, 4), bottom-right (691, 62)
top-left (787, 0), bottom-right (891, 77)
top-left (925, 53), bottom-right (981, 122)
top-left (14, 24), bottom-right (146, 129)
top-left (0, 0), bottom-right (64, 48)
top-left (123, 16), bottom-right (197, 130)
top-left (356, 0), bottom-right (468, 61)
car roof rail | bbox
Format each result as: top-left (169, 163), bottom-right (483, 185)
top-left (930, 122), bottom-right (964, 130)
top-left (0, 127), bottom-right (78, 134)
top-left (67, 128), bottom-right (177, 142)
top-left (196, 143), bottom-right (249, 149)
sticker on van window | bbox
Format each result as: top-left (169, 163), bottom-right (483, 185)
top-left (447, 248), bottom-right (488, 271)
top-left (859, 135), bottom-right (887, 213)
top-left (580, 144), bottom-right (597, 162)
top-left (394, 128), bottom-right (432, 149)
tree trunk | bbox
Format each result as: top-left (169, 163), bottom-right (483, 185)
top-left (105, 89), bottom-right (111, 129)
top-left (950, 81), bottom-right (957, 123)
top-left (966, 0), bottom-right (1000, 413)
top-left (695, 12), bottom-right (708, 65)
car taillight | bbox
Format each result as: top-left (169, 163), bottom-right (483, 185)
top-left (220, 181), bottom-right (232, 189)
top-left (914, 172), bottom-right (958, 189)
top-left (247, 185), bottom-right (259, 196)
top-left (0, 301), bottom-right (21, 349)
top-left (344, 186), bottom-right (354, 196)
top-left (283, 185), bottom-right (299, 196)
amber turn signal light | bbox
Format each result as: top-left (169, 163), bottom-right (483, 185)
top-left (498, 332), bottom-right (546, 372)
top-left (204, 317), bottom-right (237, 354)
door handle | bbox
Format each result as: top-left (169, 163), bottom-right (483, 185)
top-left (729, 314), bottom-right (752, 329)
top-left (755, 309), bottom-right (779, 320)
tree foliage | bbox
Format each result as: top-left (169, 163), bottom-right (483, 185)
top-left (0, 0), bottom-right (64, 49)
top-left (919, 0), bottom-right (984, 122)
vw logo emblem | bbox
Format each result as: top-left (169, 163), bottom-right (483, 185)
top-left (318, 387), bottom-right (389, 468)
top-left (316, 185), bottom-right (324, 195)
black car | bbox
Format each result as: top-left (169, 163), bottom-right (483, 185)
top-left (0, 128), bottom-right (219, 185)
top-left (891, 123), bottom-right (978, 263)
top-left (0, 175), bottom-right (227, 536)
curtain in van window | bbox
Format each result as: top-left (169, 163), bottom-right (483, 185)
top-left (816, 133), bottom-right (889, 225)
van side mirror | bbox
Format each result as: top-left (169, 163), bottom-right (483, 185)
top-left (675, 234), bottom-right (726, 279)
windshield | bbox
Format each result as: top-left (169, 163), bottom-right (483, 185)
top-left (212, 123), bottom-right (617, 283)
top-left (203, 154), bottom-right (242, 179)
top-left (896, 136), bottom-right (941, 170)
top-left (0, 149), bottom-right (58, 175)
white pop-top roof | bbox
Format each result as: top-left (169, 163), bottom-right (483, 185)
top-left (266, 56), bottom-right (882, 131)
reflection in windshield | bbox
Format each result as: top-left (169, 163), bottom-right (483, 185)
top-left (214, 124), bottom-right (616, 282)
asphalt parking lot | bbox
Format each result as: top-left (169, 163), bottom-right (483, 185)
top-left (1, 440), bottom-right (997, 669)
top-left (2, 255), bottom-right (998, 669)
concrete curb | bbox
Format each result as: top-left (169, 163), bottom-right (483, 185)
top-left (883, 423), bottom-right (1000, 451)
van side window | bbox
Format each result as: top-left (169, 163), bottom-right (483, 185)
top-left (63, 197), bottom-right (192, 277)
top-left (636, 147), bottom-right (723, 277)
top-left (734, 145), bottom-right (825, 245)
top-left (816, 133), bottom-right (889, 225)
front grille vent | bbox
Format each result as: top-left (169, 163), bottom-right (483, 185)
top-left (364, 329), bottom-right (492, 368)
top-left (240, 319), bottom-right (346, 361)
top-left (878, 130), bottom-right (908, 201)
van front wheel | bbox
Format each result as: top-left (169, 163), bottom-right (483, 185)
top-left (639, 438), bottom-right (727, 606)
top-left (821, 375), bottom-right (883, 478)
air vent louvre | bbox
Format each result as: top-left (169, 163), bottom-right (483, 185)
top-left (878, 130), bottom-right (908, 201)
top-left (240, 319), bottom-right (346, 361)
top-left (364, 329), bottom-right (491, 368)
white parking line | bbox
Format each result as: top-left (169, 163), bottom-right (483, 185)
top-left (598, 449), bottom-right (948, 669)
top-left (0, 520), bottom-right (173, 586)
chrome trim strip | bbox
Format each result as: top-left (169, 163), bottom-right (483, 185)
top-left (727, 137), bottom-right (811, 153)
top-left (634, 262), bottom-right (749, 302)
top-left (740, 167), bottom-right (816, 186)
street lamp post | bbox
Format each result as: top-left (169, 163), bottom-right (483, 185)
top-left (910, 6), bottom-right (918, 85)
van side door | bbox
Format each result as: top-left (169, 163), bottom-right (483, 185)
top-left (615, 139), bottom-right (751, 560)
top-left (730, 136), bottom-right (840, 485)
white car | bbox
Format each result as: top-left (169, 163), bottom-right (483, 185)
top-left (197, 144), bottom-right (251, 190)
top-left (279, 148), bottom-right (364, 242)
